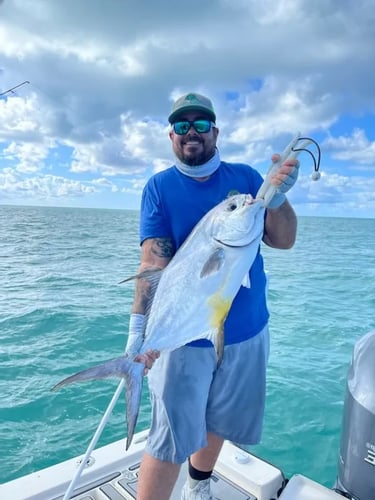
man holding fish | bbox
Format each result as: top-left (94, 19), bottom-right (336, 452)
top-left (53, 92), bottom-right (301, 499)
top-left (130, 93), bottom-right (299, 500)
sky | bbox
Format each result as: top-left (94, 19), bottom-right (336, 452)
top-left (0, 0), bottom-right (374, 218)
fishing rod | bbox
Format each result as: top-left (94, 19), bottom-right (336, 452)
top-left (0, 80), bottom-right (30, 97)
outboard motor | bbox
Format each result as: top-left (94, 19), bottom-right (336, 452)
top-left (335, 331), bottom-right (375, 499)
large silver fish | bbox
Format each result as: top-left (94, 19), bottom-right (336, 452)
top-left (52, 194), bottom-right (266, 449)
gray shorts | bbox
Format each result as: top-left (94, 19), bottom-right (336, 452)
top-left (145, 325), bottom-right (270, 463)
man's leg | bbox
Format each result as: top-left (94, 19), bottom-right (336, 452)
top-left (181, 432), bottom-right (224, 498)
top-left (190, 432), bottom-right (224, 471)
top-left (141, 347), bottom-right (217, 499)
top-left (137, 452), bottom-right (181, 500)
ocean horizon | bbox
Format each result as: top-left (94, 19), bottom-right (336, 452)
top-left (1, 202), bottom-right (375, 220)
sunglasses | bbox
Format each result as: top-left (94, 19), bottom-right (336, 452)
top-left (172, 119), bottom-right (215, 135)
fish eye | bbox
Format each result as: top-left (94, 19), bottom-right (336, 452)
top-left (227, 202), bottom-right (237, 212)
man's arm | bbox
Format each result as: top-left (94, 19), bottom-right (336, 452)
top-left (261, 156), bottom-right (298, 249)
top-left (131, 237), bottom-right (175, 314)
top-left (263, 199), bottom-right (297, 249)
top-left (127, 237), bottom-right (175, 370)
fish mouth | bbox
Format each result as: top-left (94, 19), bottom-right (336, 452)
top-left (214, 220), bottom-right (264, 248)
top-left (213, 228), bottom-right (262, 248)
top-left (213, 199), bottom-right (264, 248)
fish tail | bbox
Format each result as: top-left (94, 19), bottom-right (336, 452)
top-left (51, 355), bottom-right (145, 450)
top-left (51, 355), bottom-right (133, 391)
top-left (124, 361), bottom-right (144, 450)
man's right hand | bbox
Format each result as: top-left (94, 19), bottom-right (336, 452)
top-left (134, 349), bottom-right (160, 375)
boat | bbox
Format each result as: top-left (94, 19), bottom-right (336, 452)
top-left (0, 429), bottom-right (344, 500)
top-left (1, 331), bottom-right (374, 500)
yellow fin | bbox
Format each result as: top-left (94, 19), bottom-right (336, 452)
top-left (208, 293), bottom-right (231, 362)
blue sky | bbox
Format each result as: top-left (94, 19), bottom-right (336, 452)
top-left (0, 0), bottom-right (374, 218)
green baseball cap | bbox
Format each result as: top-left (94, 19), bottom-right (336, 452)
top-left (168, 92), bottom-right (216, 124)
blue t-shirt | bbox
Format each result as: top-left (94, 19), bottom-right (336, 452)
top-left (139, 161), bottom-right (269, 345)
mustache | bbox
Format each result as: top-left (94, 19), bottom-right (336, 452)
top-left (182, 133), bottom-right (203, 144)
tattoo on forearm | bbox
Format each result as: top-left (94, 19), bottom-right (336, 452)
top-left (151, 238), bottom-right (175, 258)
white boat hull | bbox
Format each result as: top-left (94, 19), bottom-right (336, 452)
top-left (0, 429), bottom-right (344, 500)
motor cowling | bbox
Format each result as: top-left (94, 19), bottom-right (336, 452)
top-left (336, 331), bottom-right (375, 499)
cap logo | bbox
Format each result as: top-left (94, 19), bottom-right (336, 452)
top-left (185, 93), bottom-right (199, 102)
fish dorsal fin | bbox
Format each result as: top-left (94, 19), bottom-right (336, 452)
top-left (119, 268), bottom-right (163, 285)
top-left (200, 248), bottom-right (225, 278)
top-left (140, 269), bottom-right (163, 324)
top-left (119, 268), bottom-right (163, 333)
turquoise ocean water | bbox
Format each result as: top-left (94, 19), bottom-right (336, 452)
top-left (0, 205), bottom-right (374, 489)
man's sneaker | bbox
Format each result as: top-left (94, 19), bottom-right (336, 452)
top-left (181, 478), bottom-right (214, 500)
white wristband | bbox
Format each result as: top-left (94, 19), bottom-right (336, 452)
top-left (267, 192), bottom-right (286, 209)
top-left (125, 313), bottom-right (145, 358)
top-left (129, 313), bottom-right (145, 334)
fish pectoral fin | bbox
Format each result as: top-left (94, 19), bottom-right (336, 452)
top-left (200, 248), bottom-right (225, 278)
top-left (241, 272), bottom-right (251, 288)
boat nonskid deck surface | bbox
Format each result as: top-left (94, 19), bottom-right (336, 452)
top-left (51, 460), bottom-right (255, 500)
top-left (0, 431), bottom-right (266, 500)
top-left (0, 429), bottom-right (345, 500)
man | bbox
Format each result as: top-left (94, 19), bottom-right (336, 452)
top-left (126, 92), bottom-right (298, 500)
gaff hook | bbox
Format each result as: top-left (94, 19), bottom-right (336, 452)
top-left (256, 132), bottom-right (321, 207)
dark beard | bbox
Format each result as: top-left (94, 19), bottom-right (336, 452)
top-left (181, 151), bottom-right (207, 166)
top-left (178, 148), bottom-right (216, 166)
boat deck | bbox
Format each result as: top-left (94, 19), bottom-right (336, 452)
top-left (54, 461), bottom-right (255, 500)
top-left (0, 430), bottom-right (345, 500)
top-left (51, 432), bottom-right (264, 500)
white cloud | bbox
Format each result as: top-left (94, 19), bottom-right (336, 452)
top-left (2, 141), bottom-right (49, 173)
top-left (0, 168), bottom-right (96, 200)
top-left (0, 0), bottom-right (374, 216)
top-left (324, 129), bottom-right (375, 167)
top-left (0, 94), bottom-right (43, 138)
top-left (92, 177), bottom-right (119, 192)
